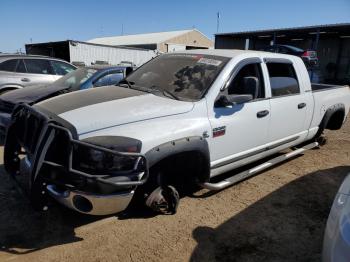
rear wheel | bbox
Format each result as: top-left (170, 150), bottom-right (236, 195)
top-left (316, 135), bottom-right (327, 146)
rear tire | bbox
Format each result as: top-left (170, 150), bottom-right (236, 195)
top-left (316, 136), bottom-right (327, 146)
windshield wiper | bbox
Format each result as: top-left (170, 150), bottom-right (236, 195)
top-left (162, 90), bottom-right (180, 100)
top-left (148, 85), bottom-right (180, 100)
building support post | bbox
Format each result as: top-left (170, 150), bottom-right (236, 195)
top-left (314, 28), bottom-right (320, 50)
top-left (334, 38), bottom-right (344, 80)
top-left (311, 28), bottom-right (320, 82)
top-left (245, 38), bottom-right (250, 50)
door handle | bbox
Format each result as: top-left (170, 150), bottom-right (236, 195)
top-left (298, 103), bottom-right (306, 109)
top-left (21, 78), bottom-right (30, 82)
top-left (257, 110), bottom-right (269, 118)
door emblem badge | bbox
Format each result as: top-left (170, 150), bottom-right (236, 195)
top-left (213, 126), bottom-right (226, 138)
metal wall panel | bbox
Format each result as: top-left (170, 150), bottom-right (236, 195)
top-left (69, 42), bottom-right (157, 67)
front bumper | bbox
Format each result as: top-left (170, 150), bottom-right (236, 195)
top-left (4, 104), bottom-right (149, 215)
top-left (47, 184), bottom-right (134, 215)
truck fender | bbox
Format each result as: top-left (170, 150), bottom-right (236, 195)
top-left (315, 103), bottom-right (345, 138)
top-left (145, 136), bottom-right (211, 183)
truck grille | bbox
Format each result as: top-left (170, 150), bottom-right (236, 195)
top-left (13, 106), bottom-right (48, 154)
top-left (0, 100), bottom-right (15, 114)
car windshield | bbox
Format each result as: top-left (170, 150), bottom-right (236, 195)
top-left (125, 54), bottom-right (230, 101)
top-left (51, 68), bottom-right (97, 90)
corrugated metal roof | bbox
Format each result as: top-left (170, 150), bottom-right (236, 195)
top-left (215, 23), bottom-right (350, 36)
top-left (88, 29), bottom-right (196, 46)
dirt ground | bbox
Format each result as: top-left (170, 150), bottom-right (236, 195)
top-left (0, 121), bottom-right (349, 262)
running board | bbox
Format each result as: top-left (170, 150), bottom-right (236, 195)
top-left (199, 142), bottom-right (319, 191)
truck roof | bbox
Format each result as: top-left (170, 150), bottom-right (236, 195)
top-left (171, 49), bottom-right (297, 60)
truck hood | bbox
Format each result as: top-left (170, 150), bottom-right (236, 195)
top-left (35, 86), bottom-right (194, 135)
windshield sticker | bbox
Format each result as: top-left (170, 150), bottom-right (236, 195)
top-left (168, 54), bottom-right (202, 59)
top-left (197, 58), bottom-right (222, 66)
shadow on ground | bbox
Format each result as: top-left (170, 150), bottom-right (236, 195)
top-left (0, 164), bottom-right (111, 255)
top-left (190, 166), bottom-right (350, 262)
top-left (0, 162), bottom-right (161, 255)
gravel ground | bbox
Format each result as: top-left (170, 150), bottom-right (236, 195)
top-left (0, 121), bottom-right (349, 262)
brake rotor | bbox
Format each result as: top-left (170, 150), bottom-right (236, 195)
top-left (145, 185), bottom-right (179, 215)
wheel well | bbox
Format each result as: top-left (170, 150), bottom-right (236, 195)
top-left (0, 87), bottom-right (19, 94)
top-left (326, 110), bottom-right (345, 130)
top-left (149, 151), bottom-right (210, 192)
top-left (315, 104), bottom-right (346, 139)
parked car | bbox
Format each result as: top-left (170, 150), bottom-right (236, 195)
top-left (323, 174), bottom-right (350, 262)
top-left (0, 54), bottom-right (77, 94)
top-left (262, 44), bottom-right (318, 66)
top-left (4, 50), bottom-right (350, 216)
top-left (0, 65), bottom-right (133, 136)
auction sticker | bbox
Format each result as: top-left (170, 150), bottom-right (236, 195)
top-left (197, 58), bottom-right (222, 66)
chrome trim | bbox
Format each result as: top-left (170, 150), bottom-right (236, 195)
top-left (211, 135), bottom-right (299, 169)
top-left (201, 142), bottom-right (319, 191)
top-left (46, 184), bottom-right (134, 215)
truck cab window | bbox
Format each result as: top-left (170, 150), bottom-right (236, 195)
top-left (227, 63), bottom-right (265, 99)
top-left (267, 62), bottom-right (300, 97)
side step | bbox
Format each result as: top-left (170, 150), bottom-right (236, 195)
top-left (199, 142), bottom-right (319, 191)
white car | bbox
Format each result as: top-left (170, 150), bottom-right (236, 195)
top-left (0, 54), bottom-right (76, 94)
top-left (4, 49), bottom-right (350, 215)
top-left (323, 174), bottom-right (350, 262)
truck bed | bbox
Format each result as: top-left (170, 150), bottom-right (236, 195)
top-left (311, 83), bottom-right (348, 92)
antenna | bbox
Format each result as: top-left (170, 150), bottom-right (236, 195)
top-left (216, 12), bottom-right (220, 33)
top-left (121, 24), bottom-right (124, 35)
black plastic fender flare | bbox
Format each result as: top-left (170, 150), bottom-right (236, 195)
top-left (315, 103), bottom-right (345, 138)
top-left (145, 136), bottom-right (211, 183)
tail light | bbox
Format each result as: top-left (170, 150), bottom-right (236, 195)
top-left (302, 51), bottom-right (317, 58)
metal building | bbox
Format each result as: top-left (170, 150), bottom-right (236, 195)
top-left (215, 23), bottom-right (350, 84)
top-left (88, 29), bottom-right (214, 53)
top-left (26, 40), bottom-right (157, 67)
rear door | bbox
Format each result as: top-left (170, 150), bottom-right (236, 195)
top-left (22, 59), bottom-right (56, 86)
top-left (264, 58), bottom-right (313, 144)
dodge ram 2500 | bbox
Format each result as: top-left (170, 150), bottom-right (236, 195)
top-left (4, 50), bottom-right (350, 215)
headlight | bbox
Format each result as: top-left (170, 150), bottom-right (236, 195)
top-left (72, 136), bottom-right (143, 175)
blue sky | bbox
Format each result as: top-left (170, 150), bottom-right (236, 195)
top-left (1, 0), bottom-right (349, 53)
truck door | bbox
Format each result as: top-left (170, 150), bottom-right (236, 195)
top-left (264, 58), bottom-right (313, 144)
top-left (207, 58), bottom-right (271, 162)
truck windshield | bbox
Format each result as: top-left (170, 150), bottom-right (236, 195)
top-left (51, 68), bottom-right (97, 90)
top-left (125, 54), bottom-right (230, 101)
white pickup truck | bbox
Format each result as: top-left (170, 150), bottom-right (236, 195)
top-left (4, 50), bottom-right (350, 215)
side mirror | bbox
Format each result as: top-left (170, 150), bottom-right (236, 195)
top-left (215, 95), bottom-right (233, 107)
top-left (215, 94), bottom-right (253, 108)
